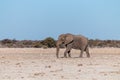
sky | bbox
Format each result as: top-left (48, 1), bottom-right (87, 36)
top-left (0, 0), bottom-right (120, 40)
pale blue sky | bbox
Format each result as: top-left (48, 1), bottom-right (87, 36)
top-left (0, 0), bottom-right (120, 40)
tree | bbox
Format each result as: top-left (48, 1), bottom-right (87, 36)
top-left (41, 37), bottom-right (56, 48)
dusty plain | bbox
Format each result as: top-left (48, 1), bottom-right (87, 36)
top-left (0, 48), bottom-right (120, 80)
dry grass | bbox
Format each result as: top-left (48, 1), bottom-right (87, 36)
top-left (0, 48), bottom-right (120, 80)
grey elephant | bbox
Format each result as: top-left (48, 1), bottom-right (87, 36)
top-left (56, 33), bottom-right (90, 58)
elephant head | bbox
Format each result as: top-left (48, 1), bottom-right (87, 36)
top-left (56, 33), bottom-right (74, 58)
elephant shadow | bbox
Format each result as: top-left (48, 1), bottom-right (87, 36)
top-left (59, 56), bottom-right (90, 58)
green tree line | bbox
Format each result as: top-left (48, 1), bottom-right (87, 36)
top-left (0, 38), bottom-right (120, 48)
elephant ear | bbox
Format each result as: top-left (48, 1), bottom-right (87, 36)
top-left (65, 34), bottom-right (74, 45)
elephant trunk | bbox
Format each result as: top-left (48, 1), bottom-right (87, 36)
top-left (56, 41), bottom-right (60, 58)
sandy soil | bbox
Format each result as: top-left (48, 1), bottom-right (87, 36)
top-left (0, 48), bottom-right (120, 80)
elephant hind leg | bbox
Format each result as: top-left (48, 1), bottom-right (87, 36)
top-left (79, 49), bottom-right (84, 58)
top-left (85, 47), bottom-right (90, 58)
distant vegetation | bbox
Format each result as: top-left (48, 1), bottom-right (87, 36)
top-left (89, 39), bottom-right (120, 48)
top-left (0, 37), bottom-right (120, 48)
top-left (0, 37), bottom-right (56, 48)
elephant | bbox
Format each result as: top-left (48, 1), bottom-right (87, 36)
top-left (56, 33), bottom-right (90, 58)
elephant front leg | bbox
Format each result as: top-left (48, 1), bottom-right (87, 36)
top-left (64, 50), bottom-right (67, 58)
top-left (64, 49), bottom-right (71, 58)
top-left (68, 50), bottom-right (71, 57)
top-left (64, 45), bottom-right (72, 58)
top-left (86, 47), bottom-right (90, 58)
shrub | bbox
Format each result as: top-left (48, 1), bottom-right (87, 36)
top-left (1, 39), bottom-right (13, 44)
top-left (33, 42), bottom-right (43, 48)
top-left (41, 37), bottom-right (56, 48)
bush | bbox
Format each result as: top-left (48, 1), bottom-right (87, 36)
top-left (33, 42), bottom-right (43, 48)
top-left (1, 39), bottom-right (13, 44)
top-left (41, 37), bottom-right (56, 48)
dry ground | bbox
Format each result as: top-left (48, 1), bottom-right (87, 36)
top-left (0, 48), bottom-right (120, 80)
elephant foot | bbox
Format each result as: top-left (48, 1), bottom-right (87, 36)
top-left (68, 54), bottom-right (71, 58)
top-left (64, 54), bottom-right (67, 58)
top-left (56, 55), bottom-right (59, 58)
